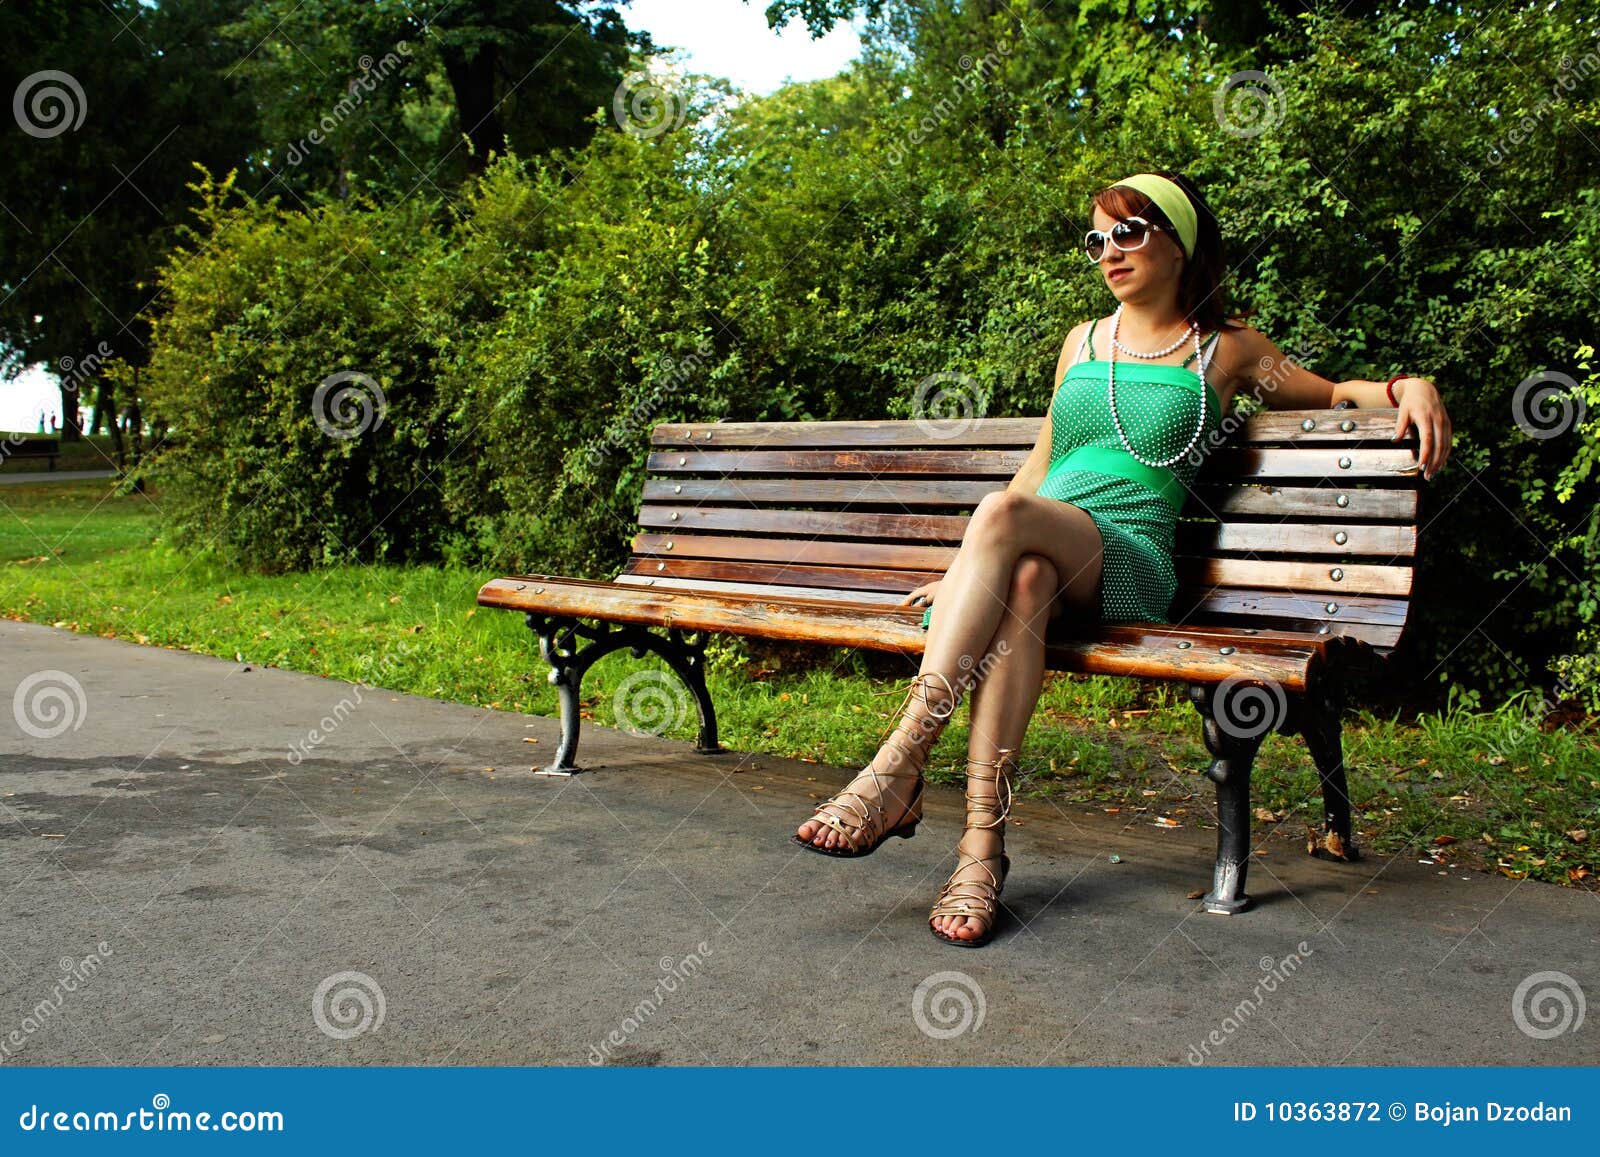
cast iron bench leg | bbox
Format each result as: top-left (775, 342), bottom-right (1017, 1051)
top-left (1293, 670), bottom-right (1361, 862)
top-left (525, 612), bottom-right (728, 776)
top-left (1187, 681), bottom-right (1283, 914)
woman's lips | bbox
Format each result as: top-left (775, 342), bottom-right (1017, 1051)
top-left (1108, 268), bottom-right (1131, 281)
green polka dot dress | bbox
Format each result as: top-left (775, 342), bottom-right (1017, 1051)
top-left (922, 318), bottom-right (1222, 628)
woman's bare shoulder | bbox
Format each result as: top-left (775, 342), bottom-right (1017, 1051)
top-left (1052, 318), bottom-right (1099, 388)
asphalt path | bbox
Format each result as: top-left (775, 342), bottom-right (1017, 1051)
top-left (2, 620), bottom-right (1594, 1065)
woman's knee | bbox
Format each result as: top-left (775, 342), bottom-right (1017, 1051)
top-left (1009, 552), bottom-right (1059, 609)
top-left (969, 489), bottom-right (1029, 544)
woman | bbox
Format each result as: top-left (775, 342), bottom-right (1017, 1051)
top-left (792, 170), bottom-right (1454, 946)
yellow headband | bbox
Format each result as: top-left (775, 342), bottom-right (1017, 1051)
top-left (1112, 173), bottom-right (1197, 258)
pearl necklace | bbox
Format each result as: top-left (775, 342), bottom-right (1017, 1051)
top-left (1107, 303), bottom-right (1210, 468)
top-left (1110, 318), bottom-right (1192, 359)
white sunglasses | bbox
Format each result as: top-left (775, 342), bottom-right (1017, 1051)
top-left (1084, 215), bottom-right (1168, 263)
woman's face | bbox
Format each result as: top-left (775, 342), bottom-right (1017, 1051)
top-left (1090, 204), bottom-right (1184, 301)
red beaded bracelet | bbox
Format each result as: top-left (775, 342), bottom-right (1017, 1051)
top-left (1385, 374), bottom-right (1407, 406)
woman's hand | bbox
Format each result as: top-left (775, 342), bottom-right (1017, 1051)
top-left (901, 579), bottom-right (942, 609)
top-left (1393, 377), bottom-right (1453, 481)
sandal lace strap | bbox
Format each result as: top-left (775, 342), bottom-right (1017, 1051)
top-left (963, 746), bottom-right (1018, 830)
top-left (809, 672), bottom-right (957, 849)
top-left (928, 851), bottom-right (1006, 921)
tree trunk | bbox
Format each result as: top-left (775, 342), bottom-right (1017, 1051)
top-left (89, 374), bottom-right (115, 435)
top-left (441, 43), bottom-right (505, 175)
top-left (58, 381), bottom-right (82, 443)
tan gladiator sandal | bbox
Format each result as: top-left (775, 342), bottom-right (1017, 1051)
top-left (928, 746), bottom-right (1018, 947)
top-left (793, 670), bottom-right (958, 858)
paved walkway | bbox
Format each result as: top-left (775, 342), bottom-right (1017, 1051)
top-left (1, 620), bottom-right (1594, 1065)
top-left (0, 469), bottom-right (117, 485)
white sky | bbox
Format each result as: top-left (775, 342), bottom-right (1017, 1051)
top-left (628, 0), bottom-right (862, 93)
top-left (1, 1), bottom-right (862, 433)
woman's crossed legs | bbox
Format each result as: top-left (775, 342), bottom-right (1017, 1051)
top-left (795, 490), bottom-right (1108, 939)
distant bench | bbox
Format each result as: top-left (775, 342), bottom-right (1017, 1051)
top-left (2, 437), bottom-right (59, 470)
top-left (478, 403), bottom-right (1423, 914)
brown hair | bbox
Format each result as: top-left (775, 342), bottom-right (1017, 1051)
top-left (1093, 171), bottom-right (1246, 334)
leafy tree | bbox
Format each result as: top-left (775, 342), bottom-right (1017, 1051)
top-left (222, 0), bottom-right (648, 193)
top-left (0, 0), bottom-right (259, 440)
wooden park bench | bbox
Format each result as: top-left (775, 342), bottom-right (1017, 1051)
top-left (3, 437), bottom-right (59, 470)
top-left (477, 402), bottom-right (1422, 914)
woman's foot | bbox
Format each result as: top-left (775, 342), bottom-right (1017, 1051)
top-left (794, 671), bottom-right (957, 854)
top-left (929, 827), bottom-right (1008, 942)
top-left (929, 747), bottom-right (1017, 946)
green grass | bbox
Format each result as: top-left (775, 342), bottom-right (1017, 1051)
top-left (2, 478), bottom-right (1597, 888)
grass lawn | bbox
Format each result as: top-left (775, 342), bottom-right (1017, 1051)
top-left (2, 477), bottom-right (1596, 889)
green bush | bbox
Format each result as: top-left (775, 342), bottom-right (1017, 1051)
top-left (130, 170), bottom-right (460, 571)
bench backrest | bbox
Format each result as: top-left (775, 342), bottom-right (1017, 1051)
top-left (624, 409), bottom-right (1421, 656)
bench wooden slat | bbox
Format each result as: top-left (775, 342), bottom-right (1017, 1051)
top-left (633, 532), bottom-right (957, 570)
top-left (642, 477), bottom-right (1005, 506)
top-left (1197, 447), bottom-right (1422, 481)
top-left (621, 556), bottom-right (927, 593)
top-left (628, 553), bottom-right (1413, 599)
top-left (618, 573), bottom-right (913, 605)
top-left (639, 504), bottom-right (973, 542)
top-left (477, 575), bottom-right (1321, 690)
top-left (647, 448), bottom-right (1031, 476)
top-left (1176, 556), bottom-right (1412, 597)
top-left (1178, 611), bottom-right (1403, 649)
top-left (1175, 522), bottom-right (1416, 557)
top-left (638, 521), bottom-right (1415, 562)
top-left (648, 445), bottom-right (1421, 481)
top-left (1187, 483), bottom-right (1418, 520)
top-left (1175, 586), bottom-right (1410, 627)
top-left (651, 408), bottom-right (1415, 447)
top-left (643, 478), bottom-right (1422, 530)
